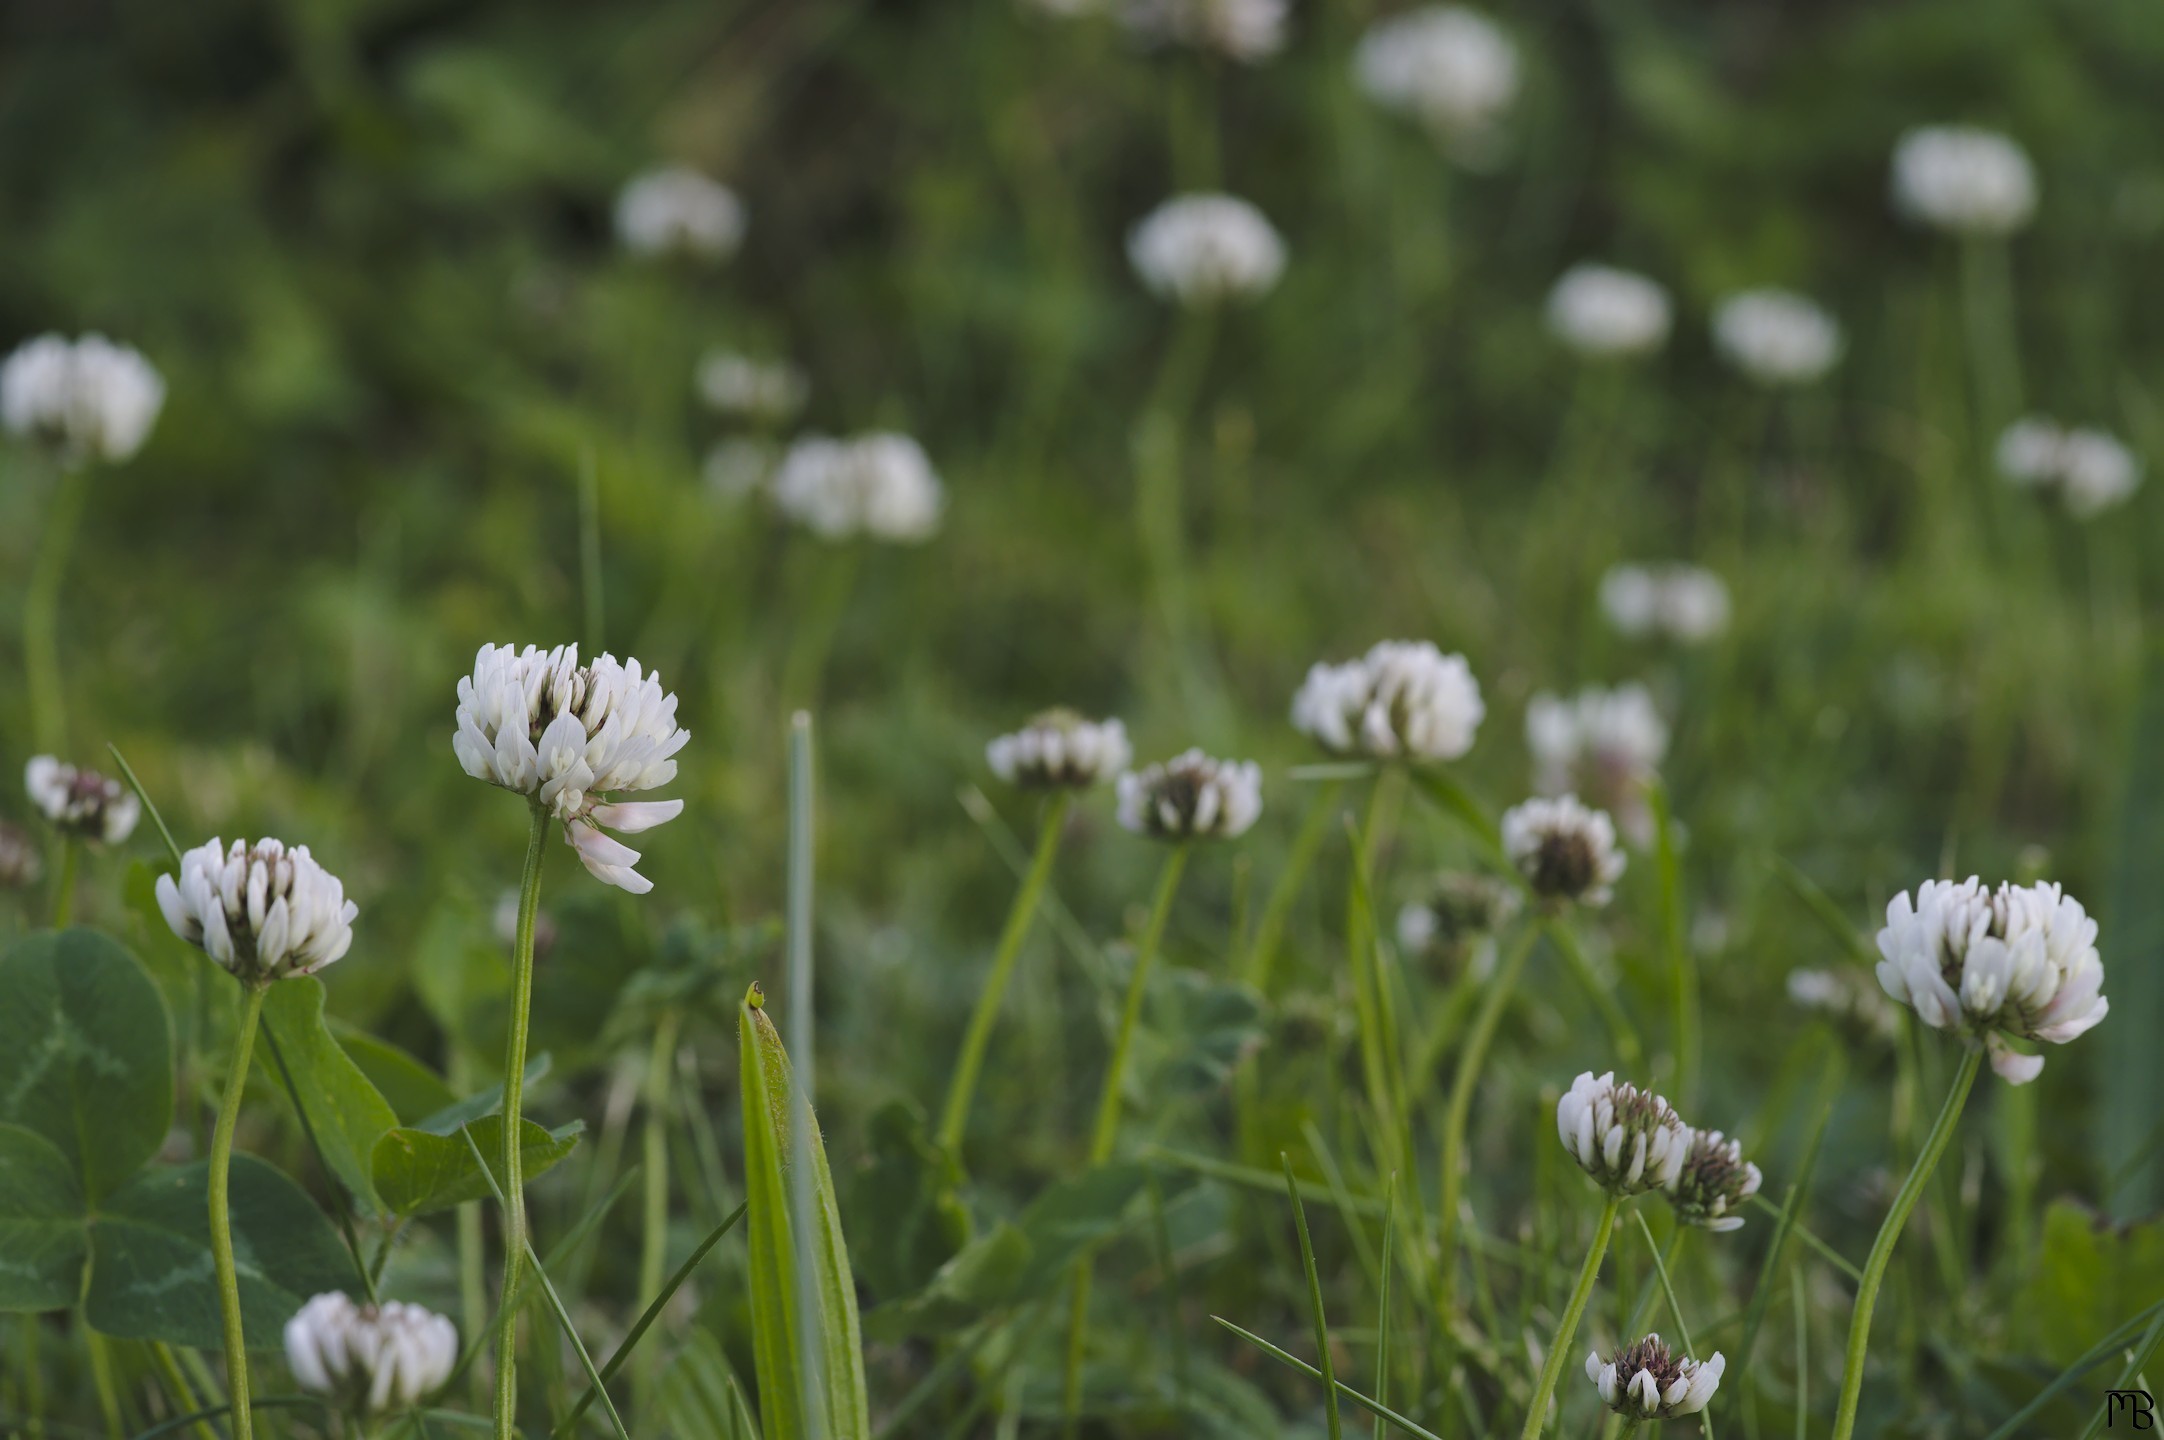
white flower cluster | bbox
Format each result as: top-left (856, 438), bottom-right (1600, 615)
top-left (1547, 265), bottom-right (1672, 359)
top-left (987, 710), bottom-right (1132, 790)
top-left (1891, 126), bottom-right (2037, 237)
top-left (1352, 7), bottom-right (1519, 143)
top-left (1995, 417), bottom-right (2143, 518)
top-left (1711, 289), bottom-right (1843, 386)
top-left (1668, 1128), bottom-right (1762, 1231)
top-left (615, 167), bottom-right (746, 261)
top-left (2, 333), bottom-right (166, 463)
top-left (1555, 1071), bottom-right (1690, 1196)
top-left (285, 1293), bottom-right (457, 1415)
top-left (1117, 749), bottom-right (1263, 841)
top-left (1120, 0), bottom-right (1288, 62)
top-left (1129, 195), bottom-right (1287, 307)
top-left (1526, 684), bottom-right (1667, 843)
top-left (24, 757), bottom-right (140, 845)
top-left (1291, 640), bottom-right (1485, 762)
top-left (770, 433), bottom-right (944, 542)
top-left (1585, 1336), bottom-right (1725, 1420)
top-left (452, 644), bottom-right (689, 894)
top-left (1875, 878), bottom-right (2109, 1083)
top-left (1503, 795), bottom-right (1625, 906)
top-left (156, 837), bottom-right (359, 985)
top-left (1598, 563), bottom-right (1730, 644)
top-left (697, 352), bottom-right (807, 422)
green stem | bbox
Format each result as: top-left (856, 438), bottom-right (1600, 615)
top-left (1828, 1047), bottom-right (1982, 1440)
top-left (1134, 307), bottom-right (1220, 725)
top-left (19, 1314), bottom-right (45, 1439)
top-left (149, 1341), bottom-right (222, 1440)
top-left (1436, 926), bottom-right (1536, 1319)
top-left (24, 458), bottom-right (89, 753)
top-left (1649, 783), bottom-right (1696, 1110)
top-left (493, 802), bottom-right (551, 1440)
top-left (211, 984), bottom-right (270, 1440)
top-left (1519, 1194), bottom-right (1623, 1440)
top-left (50, 837), bottom-right (79, 928)
top-left (939, 792), bottom-right (1071, 1153)
top-left (636, 1008), bottom-right (683, 1404)
top-left (85, 1330), bottom-right (126, 1440)
top-left (1063, 844), bottom-right (1191, 1431)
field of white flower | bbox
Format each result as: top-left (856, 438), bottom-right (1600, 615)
top-left (1, 1), bottom-right (2160, 1437)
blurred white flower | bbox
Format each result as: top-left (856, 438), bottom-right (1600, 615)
top-left (703, 437), bottom-right (777, 501)
top-left (987, 710), bottom-right (1132, 790)
top-left (1994, 417), bottom-right (2143, 518)
top-left (452, 643), bottom-right (689, 895)
top-left (1546, 265), bottom-right (1671, 359)
top-left (1891, 126), bottom-right (2036, 237)
top-left (0, 821), bottom-right (43, 889)
top-left (615, 167), bottom-right (746, 261)
top-left (156, 837), bottom-right (358, 985)
top-left (2, 333), bottom-right (165, 463)
top-left (1352, 7), bottom-right (1518, 142)
top-left (1786, 966), bottom-right (1898, 1040)
top-left (1129, 195), bottom-right (1287, 306)
top-left (1556, 1070), bottom-right (1689, 1195)
top-left (1526, 684), bottom-right (1667, 844)
top-left (1995, 416), bottom-right (2063, 488)
top-left (1875, 877), bottom-right (2108, 1083)
top-left (285, 1293), bottom-right (457, 1415)
top-left (771, 433), bottom-right (944, 542)
top-left (1121, 0), bottom-right (1287, 62)
top-left (1116, 749), bottom-right (1263, 841)
top-left (1396, 871), bottom-right (1521, 967)
top-left (1503, 794), bottom-right (1625, 906)
top-left (1711, 290), bottom-right (1843, 386)
top-left (1291, 640), bottom-right (1485, 761)
top-left (1585, 1337), bottom-right (1725, 1419)
top-left (1667, 1129), bottom-right (1762, 1232)
top-left (24, 757), bottom-right (140, 845)
top-left (697, 351), bottom-right (807, 422)
top-left (1598, 564), bottom-right (1730, 644)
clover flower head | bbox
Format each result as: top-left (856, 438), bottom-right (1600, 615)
top-left (615, 167), bottom-right (746, 261)
top-left (1129, 194), bottom-right (1287, 306)
top-left (771, 432), bottom-right (944, 542)
top-left (1353, 7), bottom-right (1519, 142)
top-left (1121, 0), bottom-right (1287, 62)
top-left (1557, 1071), bottom-right (1690, 1196)
top-left (1526, 685), bottom-right (1667, 844)
top-left (2, 333), bottom-right (166, 463)
top-left (1503, 795), bottom-right (1625, 906)
top-left (1585, 1336), bottom-right (1725, 1420)
top-left (1711, 289), bottom-right (1843, 386)
top-left (0, 821), bottom-right (42, 889)
top-left (987, 710), bottom-right (1132, 790)
top-left (1786, 966), bottom-right (1899, 1040)
top-left (1396, 871), bottom-right (1521, 966)
top-left (1996, 417), bottom-right (2143, 518)
top-left (1875, 877), bottom-right (2108, 1083)
top-left (1891, 125), bottom-right (2036, 237)
top-left (1667, 1129), bottom-right (1762, 1232)
top-left (24, 757), bottom-right (140, 845)
top-left (1599, 563), bottom-right (1730, 644)
top-left (1291, 640), bottom-right (1485, 762)
top-left (1116, 749), bottom-right (1263, 841)
top-left (285, 1293), bottom-right (457, 1415)
top-left (1547, 265), bottom-right (1672, 359)
top-left (452, 643), bottom-right (689, 895)
top-left (697, 352), bottom-right (807, 422)
top-left (156, 837), bottom-right (358, 985)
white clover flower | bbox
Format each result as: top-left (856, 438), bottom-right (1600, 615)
top-left (452, 643), bottom-right (689, 895)
top-left (987, 710), bottom-right (1132, 790)
top-left (285, 1293), bottom-right (457, 1415)
top-left (696, 351), bottom-right (807, 422)
top-left (1710, 289), bottom-right (1843, 386)
top-left (1120, 0), bottom-right (1287, 62)
top-left (2, 333), bottom-right (166, 463)
top-left (1291, 640), bottom-right (1485, 762)
top-left (156, 838), bottom-right (358, 985)
top-left (615, 167), bottom-right (746, 261)
top-left (2060, 428), bottom-right (2144, 517)
top-left (770, 433), bottom-right (944, 542)
top-left (1667, 1129), bottom-right (1762, 1232)
top-left (1585, 1337), bottom-right (1725, 1420)
top-left (1502, 795), bottom-right (1625, 906)
top-left (1396, 871), bottom-right (1521, 966)
top-left (1116, 749), bottom-right (1263, 841)
top-left (1526, 684), bottom-right (1667, 845)
top-left (1995, 416), bottom-right (2064, 488)
top-left (703, 437), bottom-right (777, 501)
top-left (1787, 966), bottom-right (1899, 1040)
top-left (1891, 126), bottom-right (2037, 237)
top-left (1352, 7), bottom-right (1519, 141)
top-left (1128, 195), bottom-right (1287, 307)
top-left (1875, 877), bottom-right (2108, 1083)
top-left (1546, 265), bottom-right (1672, 359)
top-left (1556, 1071), bottom-right (1690, 1196)
top-left (1598, 564), bottom-right (1730, 644)
top-left (24, 757), bottom-right (141, 846)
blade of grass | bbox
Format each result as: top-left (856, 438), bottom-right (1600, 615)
top-left (106, 744), bottom-right (183, 867)
top-left (1634, 1212), bottom-right (1711, 1440)
top-left (126, 1398), bottom-right (326, 1440)
top-left (1212, 1317), bottom-right (1445, 1440)
top-left (1767, 856), bottom-right (1876, 966)
top-left (1373, 1176), bottom-right (1396, 1440)
top-left (1737, 1048), bottom-right (1844, 1367)
top-left (1791, 1264), bottom-right (1807, 1440)
top-left (1285, 1152), bottom-right (1344, 1440)
top-left (1983, 1292), bottom-right (2164, 1440)
top-left (1745, 1197), bottom-right (1862, 1285)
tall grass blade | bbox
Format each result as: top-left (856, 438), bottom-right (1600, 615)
top-left (1283, 1153), bottom-right (1343, 1440)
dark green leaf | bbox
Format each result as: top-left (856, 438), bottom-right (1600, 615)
top-left (844, 1099), bottom-right (969, 1302)
top-left (412, 1054), bottom-right (552, 1137)
top-left (331, 1026), bottom-right (458, 1126)
top-left (370, 1114), bottom-right (583, 1217)
top-left (259, 979), bottom-right (399, 1214)
top-left (0, 1123), bottom-right (89, 1312)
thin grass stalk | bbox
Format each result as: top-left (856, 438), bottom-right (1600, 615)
top-left (1632, 1212), bottom-right (1711, 1440)
top-left (785, 711), bottom-right (826, 1435)
top-left (148, 1342), bottom-right (221, 1440)
top-left (1791, 1265), bottom-right (1808, 1440)
top-left (2075, 1307), bottom-right (2164, 1440)
top-left (491, 801), bottom-right (551, 1440)
top-left (1543, 917), bottom-right (1642, 1069)
top-left (1519, 1194), bottom-right (1624, 1440)
top-left (636, 1007), bottom-right (684, 1404)
top-left (1284, 1153), bottom-right (1344, 1440)
top-left (1436, 925), bottom-right (1537, 1322)
top-left (1647, 783), bottom-right (1696, 1110)
top-left (210, 983), bottom-right (270, 1440)
top-left (1374, 1175), bottom-right (1396, 1440)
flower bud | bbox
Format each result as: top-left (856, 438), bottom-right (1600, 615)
top-left (285, 1293), bottom-right (457, 1415)
top-left (1556, 1071), bottom-right (1689, 1197)
top-left (155, 837), bottom-right (358, 986)
top-left (1585, 1335), bottom-right (1725, 1420)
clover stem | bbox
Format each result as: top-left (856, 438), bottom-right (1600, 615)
top-left (211, 982), bottom-right (270, 1440)
top-left (492, 800), bottom-right (550, 1440)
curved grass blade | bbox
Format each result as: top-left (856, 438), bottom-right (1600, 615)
top-left (1284, 1153), bottom-right (1342, 1440)
top-left (1212, 1317), bottom-right (1444, 1440)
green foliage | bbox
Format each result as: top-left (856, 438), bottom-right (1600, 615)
top-left (2017, 1201), bottom-right (2164, 1368)
top-left (0, 1125), bottom-right (89, 1312)
top-left (842, 1100), bottom-right (969, 1302)
top-left (371, 1115), bottom-right (584, 1218)
top-left (259, 977), bottom-right (400, 1214)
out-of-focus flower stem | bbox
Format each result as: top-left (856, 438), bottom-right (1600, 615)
top-left (210, 982), bottom-right (269, 1440)
top-left (1436, 923), bottom-right (1538, 1321)
top-left (24, 458), bottom-right (88, 753)
top-left (493, 800), bottom-right (550, 1440)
